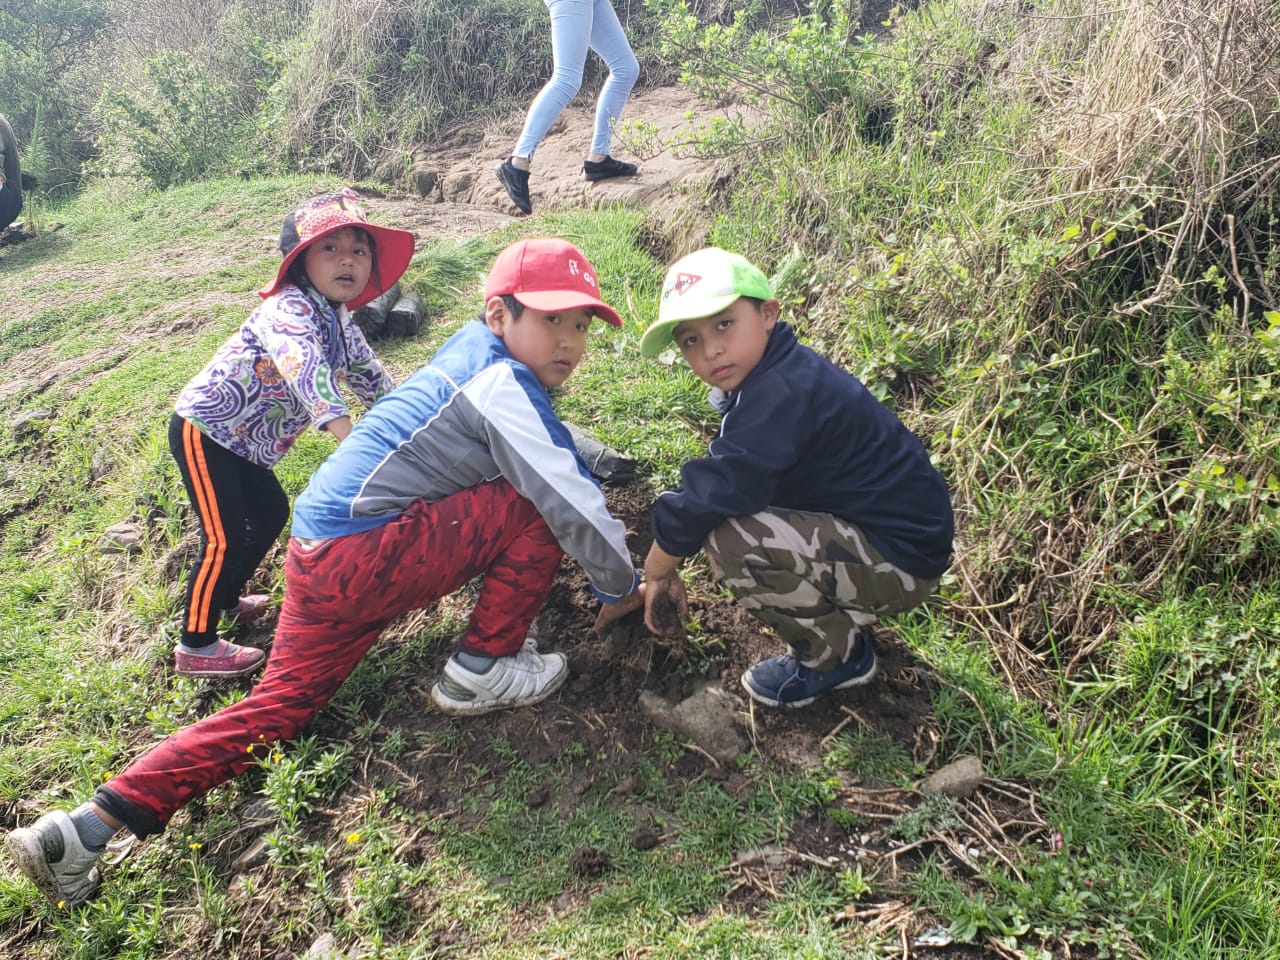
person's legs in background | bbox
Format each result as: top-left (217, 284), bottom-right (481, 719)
top-left (0, 181), bottom-right (21, 232)
top-left (515, 0), bottom-right (593, 162)
top-left (583, 0), bottom-right (639, 174)
top-left (497, 0), bottom-right (593, 213)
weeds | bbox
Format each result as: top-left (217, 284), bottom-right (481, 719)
top-left (3, 0), bottom-right (1280, 957)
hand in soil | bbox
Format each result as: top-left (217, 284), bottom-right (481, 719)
top-left (644, 574), bottom-right (688, 639)
top-left (593, 584), bottom-right (646, 636)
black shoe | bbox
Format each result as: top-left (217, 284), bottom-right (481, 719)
top-left (583, 156), bottom-right (638, 182)
top-left (495, 160), bottom-right (532, 215)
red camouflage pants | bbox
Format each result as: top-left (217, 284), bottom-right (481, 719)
top-left (95, 479), bottom-right (562, 839)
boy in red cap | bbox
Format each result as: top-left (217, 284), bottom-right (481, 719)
top-left (6, 237), bottom-right (639, 909)
top-left (168, 186), bottom-right (415, 678)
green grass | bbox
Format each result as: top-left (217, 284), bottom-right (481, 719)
top-left (4, 0), bottom-right (1280, 956)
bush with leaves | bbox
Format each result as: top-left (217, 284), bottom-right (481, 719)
top-left (0, 0), bottom-right (109, 191)
top-left (94, 51), bottom-right (244, 190)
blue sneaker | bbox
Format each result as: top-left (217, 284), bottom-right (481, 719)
top-left (741, 631), bottom-right (877, 708)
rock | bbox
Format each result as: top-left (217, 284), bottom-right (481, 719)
top-left (239, 798), bottom-right (277, 823)
top-left (570, 845), bottom-right (612, 878)
top-left (441, 171), bottom-right (475, 204)
top-left (411, 162), bottom-right (444, 202)
top-left (921, 755), bottom-right (985, 799)
top-left (526, 786), bottom-right (549, 808)
top-left (306, 933), bottom-right (345, 959)
top-left (101, 521), bottom-right (143, 554)
top-left (12, 409), bottom-right (55, 436)
top-left (639, 684), bottom-right (745, 764)
top-left (631, 827), bottom-right (660, 850)
top-left (610, 775), bottom-right (639, 796)
top-left (90, 447), bottom-right (113, 481)
top-left (232, 836), bottom-right (271, 872)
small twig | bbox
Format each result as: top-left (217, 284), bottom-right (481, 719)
top-left (1225, 213), bottom-right (1251, 330)
top-left (392, 822), bottom-right (433, 859)
top-left (982, 933), bottom-right (1024, 960)
top-left (787, 847), bottom-right (841, 870)
top-left (820, 711), bottom-right (857, 745)
top-left (682, 740), bottom-right (721, 768)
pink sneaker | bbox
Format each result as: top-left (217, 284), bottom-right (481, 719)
top-left (233, 594), bottom-right (273, 624)
top-left (174, 639), bottom-right (266, 678)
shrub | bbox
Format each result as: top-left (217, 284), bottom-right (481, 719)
top-left (0, 0), bottom-right (109, 191)
top-left (94, 51), bottom-right (244, 189)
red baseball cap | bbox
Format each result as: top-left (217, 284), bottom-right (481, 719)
top-left (258, 187), bottom-right (416, 310)
top-left (484, 238), bottom-right (622, 327)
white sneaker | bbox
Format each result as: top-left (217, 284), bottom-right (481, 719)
top-left (5, 810), bottom-right (102, 907)
top-left (430, 646), bottom-right (568, 715)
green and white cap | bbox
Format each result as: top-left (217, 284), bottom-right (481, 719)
top-left (640, 247), bottom-right (774, 357)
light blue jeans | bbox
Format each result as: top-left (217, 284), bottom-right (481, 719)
top-left (514, 0), bottom-right (640, 160)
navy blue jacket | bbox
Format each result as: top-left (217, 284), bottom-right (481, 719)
top-left (652, 322), bottom-right (953, 579)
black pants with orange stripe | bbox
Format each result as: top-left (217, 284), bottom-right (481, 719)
top-left (168, 414), bottom-right (289, 648)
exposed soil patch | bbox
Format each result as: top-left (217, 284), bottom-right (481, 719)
top-left (404, 84), bottom-right (752, 223)
top-left (149, 484), bottom-right (1074, 958)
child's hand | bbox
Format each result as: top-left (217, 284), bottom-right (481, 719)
top-left (593, 585), bottom-right (645, 636)
top-left (644, 574), bottom-right (688, 639)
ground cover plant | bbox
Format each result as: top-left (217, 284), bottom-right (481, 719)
top-left (2, 0), bottom-right (1280, 957)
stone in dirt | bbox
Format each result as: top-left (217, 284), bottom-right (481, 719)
top-left (921, 754), bottom-right (985, 798)
top-left (569, 845), bottom-right (612, 878)
top-left (639, 684), bottom-right (746, 765)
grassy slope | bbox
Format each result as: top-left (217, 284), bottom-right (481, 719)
top-left (4, 1), bottom-right (1280, 958)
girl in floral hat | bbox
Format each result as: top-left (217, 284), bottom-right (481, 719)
top-left (168, 187), bottom-right (415, 678)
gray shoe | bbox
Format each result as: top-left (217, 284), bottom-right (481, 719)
top-left (431, 646), bottom-right (568, 715)
top-left (6, 810), bottom-right (102, 907)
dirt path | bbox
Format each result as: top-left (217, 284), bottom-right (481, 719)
top-left (402, 84), bottom-right (745, 223)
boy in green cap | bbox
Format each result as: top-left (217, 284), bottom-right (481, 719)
top-left (609, 247), bottom-right (953, 707)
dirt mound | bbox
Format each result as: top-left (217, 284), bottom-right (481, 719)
top-left (221, 484), bottom-right (940, 779)
top-left (181, 484), bottom-right (1044, 958)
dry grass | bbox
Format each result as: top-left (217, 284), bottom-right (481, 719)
top-left (271, 0), bottom-right (548, 176)
top-left (869, 1), bottom-right (1280, 699)
top-left (1022, 0), bottom-right (1280, 311)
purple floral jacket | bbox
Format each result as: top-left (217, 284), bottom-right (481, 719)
top-left (175, 284), bottom-right (394, 468)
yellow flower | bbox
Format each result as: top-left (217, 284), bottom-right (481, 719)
top-left (189, 842), bottom-right (202, 851)
top-left (346, 832), bottom-right (361, 844)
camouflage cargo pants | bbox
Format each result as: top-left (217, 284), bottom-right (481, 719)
top-left (704, 507), bottom-right (939, 671)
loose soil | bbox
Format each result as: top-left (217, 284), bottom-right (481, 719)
top-left (179, 487), bottom-right (1061, 960)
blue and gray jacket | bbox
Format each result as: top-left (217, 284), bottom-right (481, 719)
top-left (652, 322), bottom-right (953, 580)
top-left (293, 319), bottom-right (638, 602)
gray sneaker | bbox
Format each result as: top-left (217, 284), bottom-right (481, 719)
top-left (6, 810), bottom-right (103, 907)
top-left (430, 646), bottom-right (568, 715)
